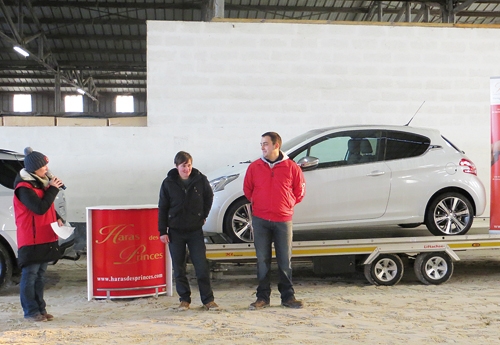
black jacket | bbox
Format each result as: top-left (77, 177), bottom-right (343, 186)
top-left (158, 167), bottom-right (213, 235)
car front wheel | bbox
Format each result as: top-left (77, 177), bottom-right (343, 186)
top-left (0, 243), bottom-right (13, 290)
top-left (424, 192), bottom-right (473, 236)
top-left (223, 198), bottom-right (254, 243)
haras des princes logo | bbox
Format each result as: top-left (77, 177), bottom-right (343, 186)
top-left (95, 224), bottom-right (164, 264)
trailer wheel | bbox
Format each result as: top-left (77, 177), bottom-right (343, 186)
top-left (364, 254), bottom-right (404, 286)
top-left (414, 252), bottom-right (453, 285)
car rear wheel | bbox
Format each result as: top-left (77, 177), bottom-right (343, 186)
top-left (424, 192), bottom-right (473, 236)
top-left (223, 198), bottom-right (253, 243)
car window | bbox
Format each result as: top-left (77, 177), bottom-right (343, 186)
top-left (0, 159), bottom-right (23, 189)
top-left (384, 131), bottom-right (430, 161)
top-left (291, 130), bottom-right (383, 168)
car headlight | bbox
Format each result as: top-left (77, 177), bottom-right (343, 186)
top-left (209, 174), bottom-right (239, 192)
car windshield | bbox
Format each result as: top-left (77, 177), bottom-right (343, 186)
top-left (282, 128), bottom-right (332, 153)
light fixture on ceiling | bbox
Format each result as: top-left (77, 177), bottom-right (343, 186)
top-left (76, 88), bottom-right (85, 95)
top-left (13, 46), bottom-right (29, 57)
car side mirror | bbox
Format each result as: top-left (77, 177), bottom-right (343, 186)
top-left (296, 156), bottom-right (319, 171)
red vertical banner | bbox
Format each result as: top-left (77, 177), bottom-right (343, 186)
top-left (87, 206), bottom-right (171, 299)
top-left (490, 77), bottom-right (500, 233)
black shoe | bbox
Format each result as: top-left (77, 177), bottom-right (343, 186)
top-left (281, 297), bottom-right (303, 309)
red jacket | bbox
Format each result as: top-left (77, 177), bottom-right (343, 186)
top-left (243, 155), bottom-right (305, 222)
top-left (14, 181), bottom-right (58, 249)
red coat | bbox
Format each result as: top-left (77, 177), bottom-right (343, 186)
top-left (243, 155), bottom-right (305, 222)
top-left (14, 181), bottom-right (60, 267)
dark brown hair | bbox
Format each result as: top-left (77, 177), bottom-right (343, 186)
top-left (174, 151), bottom-right (192, 166)
top-left (262, 132), bottom-right (282, 149)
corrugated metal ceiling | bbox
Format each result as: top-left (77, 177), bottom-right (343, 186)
top-left (1, 0), bottom-right (499, 99)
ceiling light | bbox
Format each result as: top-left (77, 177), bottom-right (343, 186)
top-left (77, 88), bottom-right (85, 95)
top-left (13, 46), bottom-right (29, 57)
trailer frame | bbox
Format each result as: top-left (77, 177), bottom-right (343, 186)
top-left (205, 233), bottom-right (500, 285)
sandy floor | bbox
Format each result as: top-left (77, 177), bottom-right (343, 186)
top-left (1, 248), bottom-right (500, 345)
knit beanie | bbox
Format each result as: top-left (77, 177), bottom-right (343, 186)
top-left (23, 147), bottom-right (49, 173)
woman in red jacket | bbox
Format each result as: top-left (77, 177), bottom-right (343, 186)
top-left (13, 147), bottom-right (65, 322)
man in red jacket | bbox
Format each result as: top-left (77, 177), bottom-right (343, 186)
top-left (243, 132), bottom-right (306, 310)
top-left (13, 147), bottom-right (65, 322)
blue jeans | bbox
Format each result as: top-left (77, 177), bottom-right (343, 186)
top-left (20, 262), bottom-right (48, 318)
top-left (252, 216), bottom-right (295, 303)
top-left (168, 228), bottom-right (214, 305)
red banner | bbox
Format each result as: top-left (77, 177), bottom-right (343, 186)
top-left (87, 206), bottom-right (169, 299)
top-left (490, 77), bottom-right (500, 233)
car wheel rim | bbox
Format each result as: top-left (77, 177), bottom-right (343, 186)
top-left (424, 257), bottom-right (448, 280)
top-left (433, 197), bottom-right (471, 235)
top-left (232, 203), bottom-right (253, 242)
top-left (374, 258), bottom-right (398, 282)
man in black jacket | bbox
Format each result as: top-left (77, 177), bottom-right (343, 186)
top-left (158, 151), bottom-right (219, 311)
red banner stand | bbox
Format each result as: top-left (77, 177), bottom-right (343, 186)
top-left (87, 205), bottom-right (172, 300)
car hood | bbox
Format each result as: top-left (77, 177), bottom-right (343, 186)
top-left (206, 160), bottom-right (251, 181)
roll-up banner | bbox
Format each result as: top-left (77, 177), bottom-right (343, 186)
top-left (87, 205), bottom-right (172, 300)
top-left (490, 77), bottom-right (500, 234)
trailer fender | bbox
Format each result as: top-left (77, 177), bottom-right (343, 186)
top-left (363, 245), bottom-right (460, 265)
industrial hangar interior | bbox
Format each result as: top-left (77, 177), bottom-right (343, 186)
top-left (1, 0), bottom-right (500, 118)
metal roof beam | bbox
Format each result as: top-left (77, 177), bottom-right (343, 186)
top-left (30, 1), bottom-right (201, 10)
top-left (0, 59), bottom-right (145, 68)
top-left (0, 18), bottom-right (145, 25)
top-left (453, 0), bottom-right (479, 14)
top-left (0, 81), bottom-right (142, 88)
top-left (47, 34), bottom-right (145, 41)
top-left (0, 72), bottom-right (146, 81)
top-left (50, 48), bottom-right (146, 54)
top-left (0, 0), bottom-right (23, 42)
top-left (223, 4), bottom-right (497, 19)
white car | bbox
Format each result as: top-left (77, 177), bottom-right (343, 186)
top-left (0, 149), bottom-right (72, 289)
top-left (204, 125), bottom-right (487, 243)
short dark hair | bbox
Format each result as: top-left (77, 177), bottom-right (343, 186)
top-left (174, 151), bottom-right (192, 166)
top-left (262, 132), bottom-right (282, 149)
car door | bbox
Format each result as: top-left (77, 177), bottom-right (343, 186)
top-left (289, 130), bottom-right (392, 226)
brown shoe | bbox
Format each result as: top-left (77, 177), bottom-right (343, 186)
top-left (203, 301), bottom-right (220, 311)
top-left (177, 301), bottom-right (190, 311)
top-left (281, 297), bottom-right (303, 309)
top-left (25, 314), bottom-right (47, 322)
top-left (249, 299), bottom-right (270, 310)
top-left (42, 313), bottom-right (54, 321)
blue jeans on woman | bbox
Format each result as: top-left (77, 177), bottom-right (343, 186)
top-left (20, 262), bottom-right (48, 318)
top-left (252, 216), bottom-right (295, 303)
top-left (168, 228), bottom-right (214, 305)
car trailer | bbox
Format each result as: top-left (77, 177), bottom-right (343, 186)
top-left (205, 234), bottom-right (500, 286)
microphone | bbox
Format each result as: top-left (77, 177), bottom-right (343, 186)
top-left (46, 170), bottom-right (67, 190)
